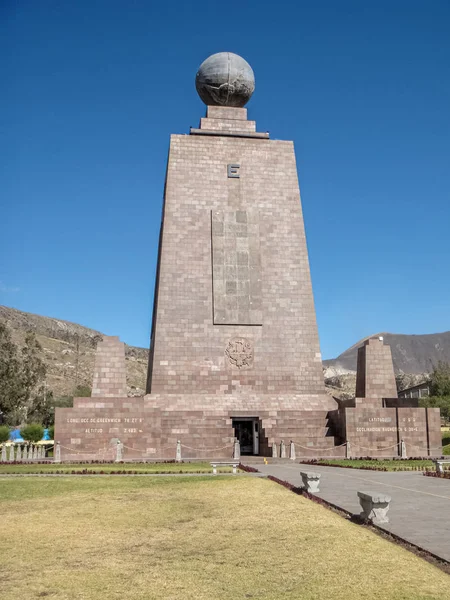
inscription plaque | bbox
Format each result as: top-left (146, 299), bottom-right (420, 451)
top-left (227, 163), bottom-right (240, 178)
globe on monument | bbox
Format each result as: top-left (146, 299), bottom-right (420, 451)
top-left (195, 52), bottom-right (255, 107)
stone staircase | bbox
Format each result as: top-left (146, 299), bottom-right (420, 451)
top-left (262, 410), bottom-right (346, 458)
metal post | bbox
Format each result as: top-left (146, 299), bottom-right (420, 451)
top-left (346, 441), bottom-right (351, 459)
top-left (400, 439), bottom-right (407, 459)
top-left (176, 440), bottom-right (182, 462)
top-left (289, 441), bottom-right (296, 461)
top-left (115, 440), bottom-right (123, 462)
top-left (233, 439), bottom-right (240, 460)
top-left (54, 441), bottom-right (61, 464)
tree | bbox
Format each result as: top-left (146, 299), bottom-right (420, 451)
top-left (27, 386), bottom-right (54, 427)
top-left (20, 332), bottom-right (46, 404)
top-left (429, 362), bottom-right (450, 397)
top-left (20, 423), bottom-right (44, 443)
top-left (0, 323), bottom-right (24, 422)
top-left (0, 325), bottom-right (49, 425)
top-left (0, 425), bottom-right (10, 444)
top-left (419, 396), bottom-right (450, 421)
top-left (73, 384), bottom-right (91, 397)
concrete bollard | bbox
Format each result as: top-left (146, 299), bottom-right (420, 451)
top-left (54, 442), bottom-right (61, 464)
top-left (233, 439), bottom-right (240, 461)
top-left (9, 445), bottom-right (15, 462)
top-left (32, 445), bottom-right (37, 460)
top-left (115, 440), bottom-right (123, 462)
top-left (176, 440), bottom-right (182, 462)
top-left (357, 491), bottom-right (391, 524)
top-left (289, 441), bottom-right (296, 461)
top-left (280, 440), bottom-right (286, 459)
top-left (17, 445), bottom-right (22, 462)
top-left (1, 444), bottom-right (7, 462)
top-left (400, 439), bottom-right (407, 459)
top-left (272, 442), bottom-right (277, 458)
top-left (27, 445), bottom-right (32, 461)
top-left (300, 471), bottom-right (321, 493)
top-left (346, 441), bottom-right (351, 459)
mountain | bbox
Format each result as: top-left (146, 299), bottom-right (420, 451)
top-left (324, 331), bottom-right (450, 375)
top-left (2, 305), bottom-right (449, 400)
top-left (0, 305), bottom-right (148, 397)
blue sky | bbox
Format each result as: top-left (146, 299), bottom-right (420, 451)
top-left (2, 1), bottom-right (449, 359)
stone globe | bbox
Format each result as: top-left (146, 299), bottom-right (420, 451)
top-left (195, 52), bottom-right (255, 107)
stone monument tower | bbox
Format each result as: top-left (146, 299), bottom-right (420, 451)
top-left (147, 52), bottom-right (330, 403)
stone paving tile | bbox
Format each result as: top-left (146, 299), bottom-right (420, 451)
top-left (245, 461), bottom-right (450, 562)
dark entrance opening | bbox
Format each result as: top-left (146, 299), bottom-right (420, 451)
top-left (232, 418), bottom-right (259, 455)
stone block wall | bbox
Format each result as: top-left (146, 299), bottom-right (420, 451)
top-left (55, 392), bottom-right (341, 461)
top-left (345, 406), bottom-right (442, 457)
top-left (147, 106), bottom-right (326, 401)
top-left (91, 337), bottom-right (127, 397)
top-left (355, 338), bottom-right (397, 399)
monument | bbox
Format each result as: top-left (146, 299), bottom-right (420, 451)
top-left (335, 337), bottom-right (441, 457)
top-left (55, 53), bottom-right (441, 460)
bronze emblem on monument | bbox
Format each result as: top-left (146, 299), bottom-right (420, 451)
top-left (225, 338), bottom-right (254, 369)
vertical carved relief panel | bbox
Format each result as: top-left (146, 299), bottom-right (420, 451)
top-left (211, 209), bottom-right (262, 325)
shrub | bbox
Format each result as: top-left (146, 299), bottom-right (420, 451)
top-left (20, 423), bottom-right (44, 443)
top-left (443, 445), bottom-right (450, 456)
top-left (419, 395), bottom-right (450, 421)
top-left (48, 425), bottom-right (55, 440)
top-left (0, 425), bottom-right (10, 444)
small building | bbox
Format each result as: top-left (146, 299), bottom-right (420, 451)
top-left (398, 382), bottom-right (431, 399)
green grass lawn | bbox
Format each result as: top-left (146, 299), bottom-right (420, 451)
top-left (0, 476), bottom-right (448, 599)
top-left (442, 431), bottom-right (450, 455)
top-left (0, 461), bottom-right (232, 474)
top-left (307, 459), bottom-right (441, 471)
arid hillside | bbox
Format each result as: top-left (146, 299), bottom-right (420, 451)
top-left (2, 305), bottom-right (446, 400)
top-left (0, 306), bottom-right (148, 397)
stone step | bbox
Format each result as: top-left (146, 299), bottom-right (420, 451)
top-left (276, 437), bottom-right (337, 448)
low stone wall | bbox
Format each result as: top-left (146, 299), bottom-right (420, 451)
top-left (345, 406), bottom-right (441, 457)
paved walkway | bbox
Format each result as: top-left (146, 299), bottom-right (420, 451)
top-left (244, 461), bottom-right (450, 562)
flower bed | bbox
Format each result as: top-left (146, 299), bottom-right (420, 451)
top-left (299, 458), bottom-right (442, 472)
top-left (423, 471), bottom-right (450, 479)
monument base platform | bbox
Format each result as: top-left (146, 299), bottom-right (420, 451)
top-left (56, 391), bottom-right (442, 461)
top-left (56, 392), bottom-right (344, 461)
